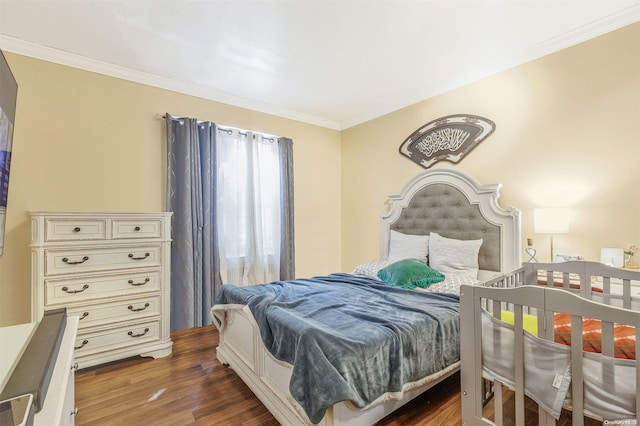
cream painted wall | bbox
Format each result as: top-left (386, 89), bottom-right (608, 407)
top-left (342, 23), bottom-right (640, 271)
top-left (2, 23), bottom-right (638, 326)
top-left (0, 53), bottom-right (342, 326)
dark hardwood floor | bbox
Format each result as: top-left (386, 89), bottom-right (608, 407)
top-left (75, 325), bottom-right (601, 425)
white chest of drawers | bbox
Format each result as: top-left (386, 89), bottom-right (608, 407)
top-left (30, 212), bottom-right (173, 369)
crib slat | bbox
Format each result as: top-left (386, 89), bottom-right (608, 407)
top-left (494, 381), bottom-right (503, 426)
top-left (514, 304), bottom-right (525, 426)
top-left (546, 270), bottom-right (554, 288)
top-left (492, 299), bottom-right (501, 319)
top-left (622, 278), bottom-right (631, 309)
top-left (539, 409), bottom-right (556, 426)
top-left (570, 315), bottom-right (584, 426)
top-left (580, 271), bottom-right (589, 300)
top-left (473, 296), bottom-right (485, 420)
top-left (537, 310), bottom-right (545, 337)
top-left (602, 277), bottom-right (611, 305)
top-left (538, 410), bottom-right (546, 426)
top-left (523, 263), bottom-right (536, 288)
top-left (562, 272), bottom-right (570, 290)
top-left (544, 310), bottom-right (554, 340)
top-left (459, 286), bottom-right (476, 423)
top-left (601, 320), bottom-right (614, 358)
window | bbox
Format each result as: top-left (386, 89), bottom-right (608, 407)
top-left (216, 128), bottom-right (283, 285)
top-left (166, 114), bottom-right (294, 329)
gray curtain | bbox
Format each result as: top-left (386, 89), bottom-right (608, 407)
top-left (166, 115), bottom-right (295, 331)
top-left (166, 115), bottom-right (220, 331)
top-left (278, 137), bottom-right (295, 280)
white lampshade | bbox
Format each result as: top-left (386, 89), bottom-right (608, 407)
top-left (600, 247), bottom-right (624, 267)
top-left (534, 208), bottom-right (570, 234)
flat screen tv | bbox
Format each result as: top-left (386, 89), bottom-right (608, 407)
top-left (0, 49), bottom-right (18, 256)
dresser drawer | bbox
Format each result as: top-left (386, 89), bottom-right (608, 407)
top-left (112, 218), bottom-right (163, 239)
top-left (74, 320), bottom-right (161, 356)
top-left (45, 270), bottom-right (161, 305)
top-left (45, 218), bottom-right (107, 241)
top-left (68, 295), bottom-right (161, 329)
top-left (45, 245), bottom-right (162, 276)
top-left (32, 211), bottom-right (172, 368)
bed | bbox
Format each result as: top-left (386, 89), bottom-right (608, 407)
top-left (210, 168), bottom-right (522, 425)
top-left (460, 261), bottom-right (640, 425)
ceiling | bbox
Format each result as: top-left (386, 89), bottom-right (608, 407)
top-left (1, 1), bottom-right (639, 130)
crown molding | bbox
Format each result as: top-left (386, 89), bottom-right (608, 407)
top-left (1, 5), bottom-right (638, 132)
top-left (339, 6), bottom-right (640, 130)
top-left (0, 35), bottom-right (342, 131)
top-left (524, 4), bottom-right (640, 60)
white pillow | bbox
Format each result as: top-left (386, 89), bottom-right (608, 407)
top-left (428, 232), bottom-right (483, 278)
top-left (352, 260), bottom-right (390, 277)
top-left (388, 230), bottom-right (429, 263)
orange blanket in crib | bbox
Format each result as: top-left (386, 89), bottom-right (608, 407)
top-left (553, 313), bottom-right (636, 360)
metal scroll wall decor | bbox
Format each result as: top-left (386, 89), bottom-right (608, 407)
top-left (398, 114), bottom-right (495, 169)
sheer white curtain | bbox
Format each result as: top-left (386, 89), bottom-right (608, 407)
top-left (216, 128), bottom-right (282, 285)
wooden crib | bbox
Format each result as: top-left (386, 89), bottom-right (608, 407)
top-left (460, 261), bottom-right (640, 425)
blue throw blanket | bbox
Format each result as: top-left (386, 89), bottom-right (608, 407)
top-left (214, 273), bottom-right (461, 423)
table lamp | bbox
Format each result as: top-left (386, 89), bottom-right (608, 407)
top-left (534, 208), bottom-right (570, 261)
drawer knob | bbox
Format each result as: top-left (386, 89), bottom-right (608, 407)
top-left (72, 362), bottom-right (79, 371)
top-left (62, 284), bottom-right (90, 294)
top-left (134, 226), bottom-right (141, 231)
top-left (75, 339), bottom-right (89, 350)
top-left (128, 252), bottom-right (150, 260)
top-left (128, 303), bottom-right (150, 312)
top-left (79, 311), bottom-right (89, 320)
top-left (62, 256), bottom-right (90, 265)
top-left (73, 227), bottom-right (81, 232)
top-left (128, 328), bottom-right (150, 338)
top-left (128, 277), bottom-right (151, 286)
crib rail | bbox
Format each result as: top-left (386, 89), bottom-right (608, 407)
top-left (460, 284), bottom-right (640, 426)
top-left (485, 261), bottom-right (640, 320)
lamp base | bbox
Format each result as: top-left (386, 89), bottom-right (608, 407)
top-left (524, 242), bottom-right (538, 262)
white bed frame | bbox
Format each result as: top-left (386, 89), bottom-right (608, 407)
top-left (460, 261), bottom-right (640, 425)
top-left (211, 169), bottom-right (521, 425)
top-left (380, 169), bottom-right (522, 279)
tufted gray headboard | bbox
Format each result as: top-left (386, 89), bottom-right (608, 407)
top-left (380, 169), bottom-right (521, 277)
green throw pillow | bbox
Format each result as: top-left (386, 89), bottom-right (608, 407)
top-left (377, 259), bottom-right (445, 289)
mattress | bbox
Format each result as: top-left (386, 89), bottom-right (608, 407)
top-left (553, 313), bottom-right (636, 360)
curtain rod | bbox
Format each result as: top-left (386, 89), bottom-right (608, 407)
top-left (159, 113), bottom-right (279, 142)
